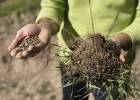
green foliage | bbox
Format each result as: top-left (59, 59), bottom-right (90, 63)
top-left (0, 0), bottom-right (40, 17)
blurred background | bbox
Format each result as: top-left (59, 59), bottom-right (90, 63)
top-left (0, 0), bottom-right (140, 100)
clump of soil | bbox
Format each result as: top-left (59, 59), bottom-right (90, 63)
top-left (64, 33), bottom-right (123, 86)
top-left (18, 35), bottom-right (40, 50)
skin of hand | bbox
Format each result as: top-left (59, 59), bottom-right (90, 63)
top-left (119, 49), bottom-right (126, 63)
top-left (111, 33), bottom-right (133, 63)
top-left (8, 18), bottom-right (59, 59)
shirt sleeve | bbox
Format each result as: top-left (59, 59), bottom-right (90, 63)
top-left (36, 0), bottom-right (66, 25)
top-left (121, 0), bottom-right (140, 45)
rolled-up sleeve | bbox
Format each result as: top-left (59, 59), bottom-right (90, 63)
top-left (121, 0), bottom-right (140, 45)
top-left (36, 0), bottom-right (66, 25)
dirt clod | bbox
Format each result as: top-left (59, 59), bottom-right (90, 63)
top-left (64, 33), bottom-right (123, 86)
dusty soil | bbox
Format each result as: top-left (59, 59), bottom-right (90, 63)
top-left (65, 34), bottom-right (123, 86)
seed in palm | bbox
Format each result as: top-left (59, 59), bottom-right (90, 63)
top-left (18, 35), bottom-right (40, 50)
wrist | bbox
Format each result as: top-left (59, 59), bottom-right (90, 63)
top-left (38, 27), bottom-right (52, 44)
top-left (111, 33), bottom-right (133, 51)
top-left (37, 17), bottom-right (59, 35)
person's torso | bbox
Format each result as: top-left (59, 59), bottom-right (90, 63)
top-left (57, 0), bottom-right (137, 50)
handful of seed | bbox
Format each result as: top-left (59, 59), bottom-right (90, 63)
top-left (18, 35), bottom-right (40, 50)
top-left (62, 34), bottom-right (138, 99)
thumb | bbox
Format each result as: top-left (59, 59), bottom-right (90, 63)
top-left (119, 49), bottom-right (126, 62)
top-left (8, 30), bottom-right (25, 51)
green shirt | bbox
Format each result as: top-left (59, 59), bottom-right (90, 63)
top-left (36, 0), bottom-right (140, 49)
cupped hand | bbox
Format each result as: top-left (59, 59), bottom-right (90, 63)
top-left (8, 24), bottom-right (50, 59)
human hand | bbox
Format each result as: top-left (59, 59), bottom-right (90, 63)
top-left (111, 35), bottom-right (130, 63)
top-left (8, 24), bottom-right (50, 59)
top-left (111, 33), bottom-right (133, 62)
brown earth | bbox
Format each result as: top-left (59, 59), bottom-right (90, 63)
top-left (65, 34), bottom-right (123, 85)
top-left (64, 34), bottom-right (135, 99)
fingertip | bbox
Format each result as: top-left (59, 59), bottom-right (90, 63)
top-left (120, 55), bottom-right (125, 62)
top-left (25, 36), bottom-right (30, 39)
top-left (10, 48), bottom-right (18, 56)
top-left (22, 50), bottom-right (29, 57)
top-left (10, 51), bottom-right (16, 57)
top-left (28, 45), bottom-right (34, 51)
top-left (9, 31), bottom-right (24, 52)
top-left (16, 52), bottom-right (23, 59)
top-left (8, 45), bottom-right (16, 52)
top-left (122, 58), bottom-right (125, 62)
top-left (10, 48), bottom-right (22, 57)
top-left (8, 47), bottom-right (11, 52)
top-left (8, 44), bottom-right (14, 52)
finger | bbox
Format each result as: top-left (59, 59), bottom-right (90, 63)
top-left (27, 42), bottom-right (43, 52)
top-left (119, 49), bottom-right (126, 62)
top-left (25, 42), bottom-right (46, 57)
top-left (27, 45), bottom-right (34, 51)
top-left (26, 44), bottom-right (42, 57)
top-left (25, 35), bottom-right (30, 39)
top-left (16, 52), bottom-right (23, 59)
top-left (8, 30), bottom-right (24, 51)
top-left (119, 55), bottom-right (125, 62)
top-left (22, 50), bottom-right (30, 57)
top-left (27, 45), bottom-right (38, 57)
top-left (18, 45), bottom-right (34, 58)
top-left (10, 48), bottom-right (21, 57)
top-left (23, 24), bottom-right (40, 36)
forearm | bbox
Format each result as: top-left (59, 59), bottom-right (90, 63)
top-left (111, 33), bottom-right (133, 51)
